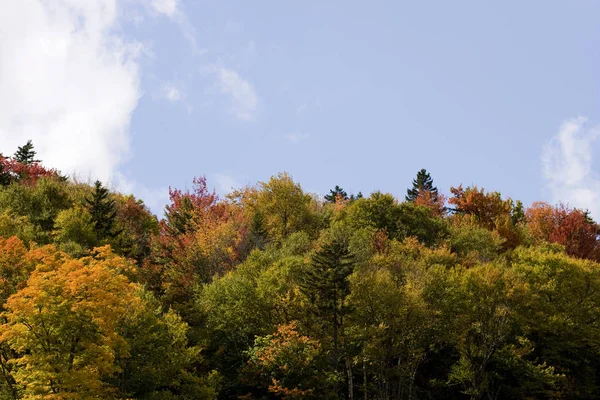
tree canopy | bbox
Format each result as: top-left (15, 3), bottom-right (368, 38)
top-left (0, 145), bottom-right (597, 399)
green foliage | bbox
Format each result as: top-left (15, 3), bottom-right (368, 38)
top-left (346, 191), bottom-right (401, 238)
top-left (256, 172), bottom-right (316, 240)
top-left (406, 168), bottom-right (438, 202)
top-left (397, 201), bottom-right (448, 246)
top-left (86, 180), bottom-right (120, 241)
top-left (13, 141), bottom-right (39, 165)
top-left (2, 158), bottom-right (600, 399)
top-left (324, 185), bottom-right (348, 203)
top-left (53, 206), bottom-right (97, 254)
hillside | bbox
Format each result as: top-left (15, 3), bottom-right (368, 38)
top-left (0, 143), bottom-right (599, 399)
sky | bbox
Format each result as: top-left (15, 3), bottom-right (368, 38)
top-left (1, 0), bottom-right (600, 217)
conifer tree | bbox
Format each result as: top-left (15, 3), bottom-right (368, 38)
top-left (300, 236), bottom-right (355, 394)
top-left (325, 186), bottom-right (349, 203)
top-left (86, 181), bottom-right (120, 240)
top-left (349, 192), bottom-right (363, 201)
top-left (13, 140), bottom-right (40, 165)
top-left (406, 168), bottom-right (438, 202)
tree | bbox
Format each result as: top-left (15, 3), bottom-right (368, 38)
top-left (0, 246), bottom-right (137, 398)
top-left (406, 169), bottom-right (438, 202)
top-left (299, 236), bottom-right (355, 397)
top-left (325, 186), bottom-right (348, 203)
top-left (256, 172), bottom-right (315, 240)
top-left (346, 192), bottom-right (401, 239)
top-left (13, 140), bottom-right (40, 165)
top-left (526, 202), bottom-right (600, 261)
top-left (86, 180), bottom-right (119, 240)
top-left (245, 322), bottom-right (330, 399)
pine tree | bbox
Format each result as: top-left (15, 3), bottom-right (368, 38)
top-left (248, 211), bottom-right (269, 250)
top-left (349, 192), bottom-right (363, 201)
top-left (406, 168), bottom-right (438, 202)
top-left (13, 140), bottom-right (40, 165)
top-left (86, 181), bottom-right (120, 240)
top-left (300, 237), bottom-right (355, 392)
top-left (325, 186), bottom-right (348, 203)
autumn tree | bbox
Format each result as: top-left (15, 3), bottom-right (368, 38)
top-left (245, 322), bottom-right (330, 399)
top-left (256, 172), bottom-right (315, 240)
top-left (526, 202), bottom-right (600, 261)
top-left (1, 246), bottom-right (137, 398)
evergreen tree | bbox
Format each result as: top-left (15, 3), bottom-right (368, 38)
top-left (248, 211), bottom-right (269, 251)
top-left (86, 181), bottom-right (120, 240)
top-left (349, 191), bottom-right (363, 201)
top-left (406, 168), bottom-right (438, 202)
top-left (300, 237), bottom-right (355, 394)
top-left (13, 140), bottom-right (40, 165)
top-left (325, 185), bottom-right (349, 203)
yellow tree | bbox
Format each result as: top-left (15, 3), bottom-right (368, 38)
top-left (1, 246), bottom-right (138, 399)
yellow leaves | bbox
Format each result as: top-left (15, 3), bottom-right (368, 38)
top-left (1, 244), bottom-right (140, 398)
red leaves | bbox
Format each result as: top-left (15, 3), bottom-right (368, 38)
top-left (0, 155), bottom-right (59, 185)
top-left (526, 202), bottom-right (600, 261)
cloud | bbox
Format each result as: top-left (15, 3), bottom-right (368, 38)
top-left (0, 0), bottom-right (141, 182)
top-left (148, 0), bottom-right (203, 55)
top-left (158, 82), bottom-right (192, 113)
top-left (215, 67), bottom-right (259, 121)
top-left (150, 0), bottom-right (179, 18)
top-left (542, 117), bottom-right (600, 217)
top-left (164, 83), bottom-right (183, 102)
top-left (285, 132), bottom-right (310, 143)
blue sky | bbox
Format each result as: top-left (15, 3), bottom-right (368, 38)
top-left (2, 1), bottom-right (600, 216)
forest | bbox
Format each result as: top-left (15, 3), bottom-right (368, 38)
top-left (0, 141), bottom-right (599, 400)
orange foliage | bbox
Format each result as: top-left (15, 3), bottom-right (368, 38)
top-left (145, 177), bottom-right (251, 304)
top-left (526, 202), bottom-right (600, 261)
top-left (449, 185), bottom-right (512, 229)
top-left (414, 189), bottom-right (447, 216)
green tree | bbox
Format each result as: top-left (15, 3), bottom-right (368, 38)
top-left (13, 140), bottom-right (40, 165)
top-left (406, 168), bottom-right (438, 202)
top-left (299, 235), bottom-right (355, 396)
top-left (86, 180), bottom-right (120, 240)
top-left (325, 186), bottom-right (348, 203)
top-left (256, 172), bottom-right (315, 240)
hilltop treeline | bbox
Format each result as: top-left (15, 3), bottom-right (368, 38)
top-left (0, 143), bottom-right (599, 399)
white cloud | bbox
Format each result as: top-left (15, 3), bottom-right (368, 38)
top-left (542, 117), bottom-right (600, 217)
top-left (164, 83), bottom-right (183, 102)
top-left (285, 132), bottom-right (310, 143)
top-left (160, 82), bottom-right (193, 114)
top-left (150, 0), bottom-right (179, 18)
top-left (0, 0), bottom-right (141, 182)
top-left (148, 0), bottom-right (203, 55)
top-left (215, 67), bottom-right (258, 121)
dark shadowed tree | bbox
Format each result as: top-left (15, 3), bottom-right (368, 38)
top-left (86, 180), bottom-right (120, 240)
top-left (13, 140), bottom-right (40, 165)
top-left (325, 185), bottom-right (349, 203)
top-left (406, 168), bottom-right (438, 202)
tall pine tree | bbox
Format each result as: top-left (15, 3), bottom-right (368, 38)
top-left (406, 168), bottom-right (438, 202)
top-left (13, 140), bottom-right (40, 165)
top-left (86, 181), bottom-right (120, 240)
top-left (300, 236), bottom-right (355, 396)
top-left (324, 186), bottom-right (349, 203)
